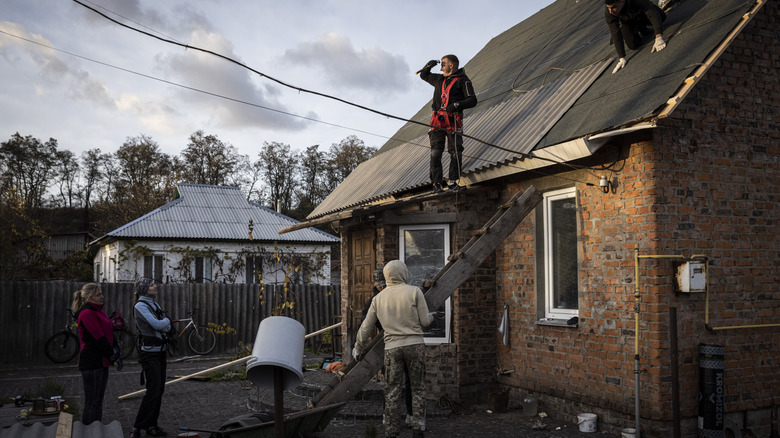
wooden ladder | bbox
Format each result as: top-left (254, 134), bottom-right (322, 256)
top-left (310, 186), bottom-right (542, 408)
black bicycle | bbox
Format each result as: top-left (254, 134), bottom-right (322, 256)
top-left (110, 310), bottom-right (136, 360)
top-left (45, 309), bottom-right (137, 363)
top-left (44, 309), bottom-right (80, 363)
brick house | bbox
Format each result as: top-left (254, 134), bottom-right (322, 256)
top-left (293, 1), bottom-right (778, 436)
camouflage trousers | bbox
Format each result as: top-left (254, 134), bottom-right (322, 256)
top-left (383, 343), bottom-right (426, 436)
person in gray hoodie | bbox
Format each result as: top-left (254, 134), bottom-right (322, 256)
top-left (354, 260), bottom-right (433, 438)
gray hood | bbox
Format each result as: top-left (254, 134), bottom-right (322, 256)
top-left (383, 260), bottom-right (409, 286)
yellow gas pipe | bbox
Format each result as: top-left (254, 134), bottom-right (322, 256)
top-left (632, 246), bottom-right (779, 437)
top-left (633, 247), bottom-right (687, 438)
top-left (704, 256), bottom-right (780, 330)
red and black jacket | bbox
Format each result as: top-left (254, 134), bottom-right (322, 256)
top-left (420, 67), bottom-right (477, 114)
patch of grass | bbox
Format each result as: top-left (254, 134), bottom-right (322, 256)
top-left (205, 366), bottom-right (246, 382)
top-left (18, 378), bottom-right (81, 418)
top-left (230, 341), bottom-right (252, 361)
top-left (34, 378), bottom-right (64, 398)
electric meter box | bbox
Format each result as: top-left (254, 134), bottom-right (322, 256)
top-left (676, 261), bottom-right (706, 293)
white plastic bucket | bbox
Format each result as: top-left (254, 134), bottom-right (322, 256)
top-left (577, 413), bottom-right (598, 432)
top-left (246, 316), bottom-right (305, 391)
top-left (621, 428), bottom-right (636, 438)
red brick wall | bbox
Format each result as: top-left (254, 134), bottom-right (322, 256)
top-left (336, 4), bottom-right (778, 436)
top-left (654, 1), bottom-right (779, 434)
top-left (493, 2), bottom-right (779, 436)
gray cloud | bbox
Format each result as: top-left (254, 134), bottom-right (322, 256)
top-left (280, 33), bottom-right (412, 95)
top-left (157, 26), bottom-right (309, 133)
top-left (0, 21), bottom-right (115, 109)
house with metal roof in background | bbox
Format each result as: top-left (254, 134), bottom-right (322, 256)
top-left (286, 0), bottom-right (778, 436)
top-left (89, 183), bottom-right (339, 285)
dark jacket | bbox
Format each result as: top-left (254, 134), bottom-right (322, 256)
top-left (77, 303), bottom-right (115, 370)
top-left (605, 0), bottom-right (666, 58)
top-left (420, 68), bottom-right (477, 113)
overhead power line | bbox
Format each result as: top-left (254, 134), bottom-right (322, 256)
top-left (70, 0), bottom-right (541, 161)
top-left (69, 0), bottom-right (638, 178)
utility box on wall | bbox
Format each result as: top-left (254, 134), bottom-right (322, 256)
top-left (676, 260), bottom-right (707, 293)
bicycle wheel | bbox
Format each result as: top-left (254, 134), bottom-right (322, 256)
top-left (45, 331), bottom-right (80, 363)
top-left (113, 328), bottom-right (136, 359)
top-left (187, 326), bottom-right (216, 355)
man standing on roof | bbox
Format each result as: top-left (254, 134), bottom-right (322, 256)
top-left (419, 55), bottom-right (477, 192)
top-left (605, 0), bottom-right (667, 74)
top-left (354, 260), bottom-right (433, 438)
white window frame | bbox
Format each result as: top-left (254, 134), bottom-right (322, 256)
top-left (543, 187), bottom-right (579, 319)
top-left (144, 254), bottom-right (165, 283)
top-left (399, 224), bottom-right (451, 344)
top-left (195, 256), bottom-right (212, 283)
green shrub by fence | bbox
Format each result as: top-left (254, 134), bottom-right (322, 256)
top-left (0, 281), bottom-right (341, 364)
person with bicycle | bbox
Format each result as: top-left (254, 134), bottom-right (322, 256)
top-left (71, 283), bottom-right (121, 425)
top-left (131, 278), bottom-right (172, 438)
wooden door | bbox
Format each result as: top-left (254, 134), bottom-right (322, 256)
top-left (349, 228), bottom-right (375, 340)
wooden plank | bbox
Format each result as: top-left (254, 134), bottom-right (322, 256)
top-left (311, 186), bottom-right (542, 408)
top-left (384, 212), bottom-right (458, 225)
top-left (310, 335), bottom-right (384, 407)
top-left (279, 190), bottom-right (460, 234)
top-left (657, 0), bottom-right (766, 119)
top-left (216, 402), bottom-right (347, 438)
top-left (55, 411), bottom-right (73, 438)
top-left (425, 187), bottom-right (541, 310)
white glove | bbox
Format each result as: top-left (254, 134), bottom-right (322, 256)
top-left (651, 36), bottom-right (666, 53)
top-left (612, 57), bottom-right (626, 74)
top-left (352, 347), bottom-right (362, 361)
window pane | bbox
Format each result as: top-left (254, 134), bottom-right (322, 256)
top-left (403, 229), bottom-right (445, 287)
top-left (246, 256), bottom-right (255, 284)
top-left (403, 229), bottom-right (447, 338)
top-left (204, 257), bottom-right (212, 282)
top-left (550, 197), bottom-right (577, 310)
top-left (144, 256), bottom-right (152, 278)
top-left (154, 255), bottom-right (163, 283)
top-left (195, 257), bottom-right (204, 283)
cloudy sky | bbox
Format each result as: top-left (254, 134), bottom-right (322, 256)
top-left (1, 0), bottom-right (555, 159)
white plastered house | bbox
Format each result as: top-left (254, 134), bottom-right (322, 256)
top-left (89, 183), bottom-right (339, 285)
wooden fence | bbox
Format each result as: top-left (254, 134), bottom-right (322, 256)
top-left (0, 281), bottom-right (341, 364)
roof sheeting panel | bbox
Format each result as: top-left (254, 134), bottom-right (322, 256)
top-left (310, 61), bottom-right (608, 218)
top-left (311, 0), bottom-right (754, 219)
top-left (104, 184), bottom-right (338, 243)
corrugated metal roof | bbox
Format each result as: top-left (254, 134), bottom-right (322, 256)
top-left (0, 419), bottom-right (123, 438)
top-left (99, 184), bottom-right (339, 243)
top-left (309, 0), bottom-right (753, 219)
top-left (310, 61), bottom-right (608, 217)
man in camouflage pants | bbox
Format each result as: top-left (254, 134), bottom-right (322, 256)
top-left (354, 260), bottom-right (433, 438)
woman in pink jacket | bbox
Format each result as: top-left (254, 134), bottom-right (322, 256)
top-left (71, 283), bottom-right (120, 425)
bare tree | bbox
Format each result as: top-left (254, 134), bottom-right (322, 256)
top-left (92, 134), bottom-right (174, 232)
top-left (288, 144), bottom-right (329, 220)
top-left (80, 148), bottom-right (107, 210)
top-left (54, 149), bottom-right (79, 208)
top-left (114, 134), bottom-right (170, 190)
top-left (179, 130), bottom-right (246, 186)
top-left (326, 135), bottom-right (376, 191)
top-left (257, 142), bottom-right (298, 213)
top-left (0, 133), bottom-right (58, 210)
